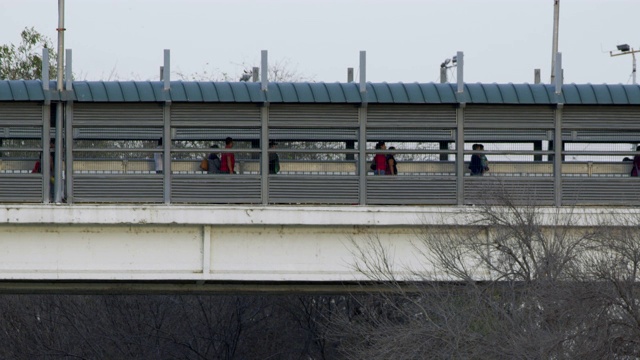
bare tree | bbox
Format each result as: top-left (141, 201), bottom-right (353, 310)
top-left (340, 194), bottom-right (640, 359)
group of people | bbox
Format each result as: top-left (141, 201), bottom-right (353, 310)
top-left (371, 141), bottom-right (398, 175)
top-left (469, 143), bottom-right (489, 176)
top-left (199, 137), bottom-right (237, 174)
top-left (199, 137), bottom-right (280, 175)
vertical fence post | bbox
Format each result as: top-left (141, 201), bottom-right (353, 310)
top-left (54, 0), bottom-right (65, 203)
top-left (554, 52), bottom-right (563, 207)
top-left (456, 104), bottom-right (465, 206)
top-left (41, 48), bottom-right (51, 204)
top-left (554, 105), bottom-right (563, 207)
top-left (555, 52), bottom-right (563, 95)
top-left (358, 51), bottom-right (367, 205)
top-left (456, 51), bottom-right (464, 94)
top-left (65, 49), bottom-right (73, 203)
top-left (456, 51), bottom-right (465, 205)
top-left (260, 50), bottom-right (269, 205)
top-left (163, 49), bottom-right (171, 204)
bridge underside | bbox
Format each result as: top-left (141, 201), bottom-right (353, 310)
top-left (0, 204), bottom-right (633, 293)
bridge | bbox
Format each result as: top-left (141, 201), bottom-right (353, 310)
top-left (1, 76), bottom-right (639, 292)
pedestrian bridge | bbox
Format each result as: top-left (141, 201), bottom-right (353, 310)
top-left (0, 203), bottom-right (629, 293)
top-left (1, 79), bottom-right (640, 292)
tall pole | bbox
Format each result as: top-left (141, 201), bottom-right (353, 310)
top-left (633, 51), bottom-right (637, 84)
top-left (56, 0), bottom-right (64, 93)
top-left (550, 0), bottom-right (560, 84)
top-left (54, 0), bottom-right (65, 202)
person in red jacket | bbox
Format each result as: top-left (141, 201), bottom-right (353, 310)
top-left (373, 141), bottom-right (388, 175)
top-left (220, 137), bottom-right (235, 174)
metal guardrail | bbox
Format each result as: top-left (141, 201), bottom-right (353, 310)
top-left (1, 159), bottom-right (635, 177)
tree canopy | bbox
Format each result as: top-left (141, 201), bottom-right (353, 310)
top-left (0, 27), bottom-right (56, 80)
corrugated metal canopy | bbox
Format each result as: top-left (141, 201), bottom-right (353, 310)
top-left (1, 80), bottom-right (639, 105)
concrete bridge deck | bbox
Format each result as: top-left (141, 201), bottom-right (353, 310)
top-left (0, 204), bottom-right (634, 293)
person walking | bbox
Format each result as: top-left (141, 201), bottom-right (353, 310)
top-left (220, 137), bottom-right (235, 174)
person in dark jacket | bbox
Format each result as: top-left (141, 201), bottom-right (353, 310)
top-left (268, 141), bottom-right (280, 174)
top-left (631, 145), bottom-right (640, 177)
top-left (469, 143), bottom-right (486, 176)
top-left (386, 146), bottom-right (398, 175)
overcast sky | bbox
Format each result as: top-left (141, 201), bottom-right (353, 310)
top-left (1, 0), bottom-right (639, 84)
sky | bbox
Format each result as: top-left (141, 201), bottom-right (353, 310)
top-left (1, 0), bottom-right (639, 84)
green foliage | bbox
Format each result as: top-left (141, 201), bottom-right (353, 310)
top-left (0, 27), bottom-right (56, 80)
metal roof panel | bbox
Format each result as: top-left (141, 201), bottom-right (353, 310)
top-left (8, 81), bottom-right (30, 101)
top-left (212, 82), bottom-right (234, 102)
top-left (2, 80), bottom-right (640, 105)
top-left (513, 84), bottom-right (535, 104)
top-left (437, 83), bottom-right (458, 103)
top-left (104, 82), bottom-right (125, 102)
top-left (292, 83), bottom-right (315, 102)
top-left (183, 82), bottom-right (204, 102)
top-left (606, 84), bottom-right (629, 104)
top-left (325, 82), bottom-right (347, 102)
top-left (274, 83), bottom-right (299, 102)
top-left (369, 83), bottom-right (393, 103)
top-left (134, 82), bottom-right (157, 102)
top-left (481, 83), bottom-right (504, 103)
top-left (120, 82), bottom-right (141, 102)
top-left (196, 82), bottom-right (219, 102)
top-left (592, 84), bottom-right (613, 104)
top-left (575, 84), bottom-right (597, 104)
top-left (266, 83), bottom-right (283, 102)
top-left (403, 83), bottom-right (425, 103)
top-left (417, 83), bottom-right (437, 103)
top-left (309, 83), bottom-right (331, 103)
top-left (622, 85), bottom-right (640, 105)
top-left (87, 82), bottom-right (108, 101)
top-left (25, 81), bottom-right (45, 101)
top-left (150, 82), bottom-right (165, 101)
top-left (169, 82), bottom-right (188, 102)
top-left (229, 82), bottom-right (253, 102)
top-left (0, 81), bottom-right (12, 101)
top-left (387, 83), bottom-right (410, 103)
top-left (498, 83), bottom-right (520, 104)
top-left (342, 83), bottom-right (361, 102)
top-left (73, 82), bottom-right (92, 101)
top-left (466, 84), bottom-right (488, 103)
top-left (245, 82), bottom-right (264, 102)
top-left (543, 85), bottom-right (564, 104)
top-left (530, 84), bottom-right (552, 103)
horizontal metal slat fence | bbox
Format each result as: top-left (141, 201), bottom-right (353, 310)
top-left (171, 103), bottom-right (261, 127)
top-left (0, 103), bottom-right (43, 126)
top-left (74, 103), bottom-right (164, 127)
top-left (0, 103), bottom-right (45, 202)
top-left (2, 100), bottom-right (640, 206)
top-left (0, 174), bottom-right (43, 202)
top-left (367, 105), bottom-right (457, 128)
top-left (464, 105), bottom-right (555, 129)
top-left (562, 178), bottom-right (640, 205)
top-left (464, 177), bottom-right (555, 205)
top-left (172, 175), bottom-right (262, 204)
top-left (269, 175), bottom-right (359, 204)
top-left (269, 104), bottom-right (359, 127)
top-left (367, 177), bottom-right (457, 205)
top-left (563, 106), bottom-right (640, 129)
top-left (73, 175), bottom-right (163, 203)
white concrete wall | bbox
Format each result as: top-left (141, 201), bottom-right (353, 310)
top-left (0, 205), bottom-right (633, 283)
